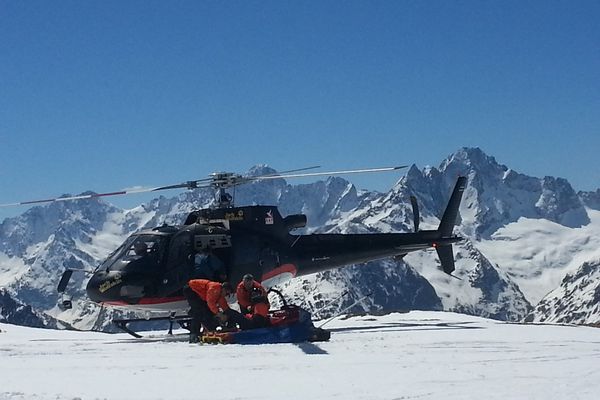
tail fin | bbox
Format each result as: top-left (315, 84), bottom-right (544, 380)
top-left (436, 176), bottom-right (467, 274)
top-left (438, 176), bottom-right (467, 236)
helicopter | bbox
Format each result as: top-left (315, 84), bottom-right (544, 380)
top-left (3, 166), bottom-right (467, 335)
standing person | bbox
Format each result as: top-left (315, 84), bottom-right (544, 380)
top-left (184, 279), bottom-right (248, 343)
top-left (236, 274), bottom-right (270, 328)
top-left (193, 248), bottom-right (227, 282)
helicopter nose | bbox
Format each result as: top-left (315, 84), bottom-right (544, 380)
top-left (86, 270), bottom-right (123, 303)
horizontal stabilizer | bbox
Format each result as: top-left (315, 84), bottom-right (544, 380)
top-left (436, 245), bottom-right (455, 275)
top-left (57, 270), bottom-right (73, 293)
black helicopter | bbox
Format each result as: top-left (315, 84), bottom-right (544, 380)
top-left (4, 166), bottom-right (466, 331)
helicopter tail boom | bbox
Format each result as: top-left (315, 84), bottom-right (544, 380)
top-left (290, 176), bottom-right (468, 277)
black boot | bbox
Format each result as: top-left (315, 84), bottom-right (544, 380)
top-left (189, 333), bottom-right (200, 343)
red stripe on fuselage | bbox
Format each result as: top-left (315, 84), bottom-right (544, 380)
top-left (261, 264), bottom-right (297, 282)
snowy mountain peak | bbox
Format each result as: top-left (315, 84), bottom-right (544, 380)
top-left (580, 188), bottom-right (600, 211)
top-left (246, 164), bottom-right (277, 177)
top-left (537, 176), bottom-right (589, 227)
top-left (403, 164), bottom-right (429, 189)
top-left (434, 147), bottom-right (589, 237)
top-left (440, 147), bottom-right (506, 177)
top-left (526, 258), bottom-right (600, 325)
top-left (0, 198), bottom-right (119, 258)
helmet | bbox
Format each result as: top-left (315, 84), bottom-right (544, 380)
top-left (243, 273), bottom-right (254, 282)
top-left (133, 241), bottom-right (148, 255)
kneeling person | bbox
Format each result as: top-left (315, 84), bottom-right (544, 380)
top-left (184, 279), bottom-right (248, 343)
top-left (236, 274), bottom-right (270, 329)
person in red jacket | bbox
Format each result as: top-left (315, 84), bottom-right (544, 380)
top-left (184, 279), bottom-right (248, 343)
top-left (236, 274), bottom-right (270, 328)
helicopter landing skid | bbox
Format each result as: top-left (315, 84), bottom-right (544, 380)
top-left (113, 313), bottom-right (191, 339)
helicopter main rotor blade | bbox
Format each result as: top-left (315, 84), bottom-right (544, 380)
top-left (252, 165), bottom-right (321, 178)
top-left (0, 175), bottom-right (223, 208)
top-left (0, 165), bottom-right (404, 208)
top-left (245, 166), bottom-right (408, 182)
top-left (0, 186), bottom-right (173, 207)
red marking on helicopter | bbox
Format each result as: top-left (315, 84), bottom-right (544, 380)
top-left (260, 264), bottom-right (297, 288)
top-left (265, 210), bottom-right (274, 225)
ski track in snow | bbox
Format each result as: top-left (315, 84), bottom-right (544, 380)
top-left (1, 311), bottom-right (600, 400)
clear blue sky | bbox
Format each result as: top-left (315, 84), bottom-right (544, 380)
top-left (1, 0), bottom-right (599, 220)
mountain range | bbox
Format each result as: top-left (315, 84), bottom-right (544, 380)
top-left (1, 147), bottom-right (599, 330)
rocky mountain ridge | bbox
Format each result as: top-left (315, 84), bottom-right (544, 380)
top-left (1, 147), bottom-right (598, 329)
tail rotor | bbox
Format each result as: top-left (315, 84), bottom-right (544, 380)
top-left (410, 195), bottom-right (420, 232)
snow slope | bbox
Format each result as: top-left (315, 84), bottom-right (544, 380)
top-left (1, 311), bottom-right (600, 400)
top-left (477, 209), bottom-right (600, 304)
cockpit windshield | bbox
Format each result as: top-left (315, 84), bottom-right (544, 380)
top-left (125, 236), bottom-right (163, 258)
top-left (100, 234), bottom-right (168, 271)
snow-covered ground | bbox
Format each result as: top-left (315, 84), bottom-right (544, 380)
top-left (2, 311), bottom-right (599, 400)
